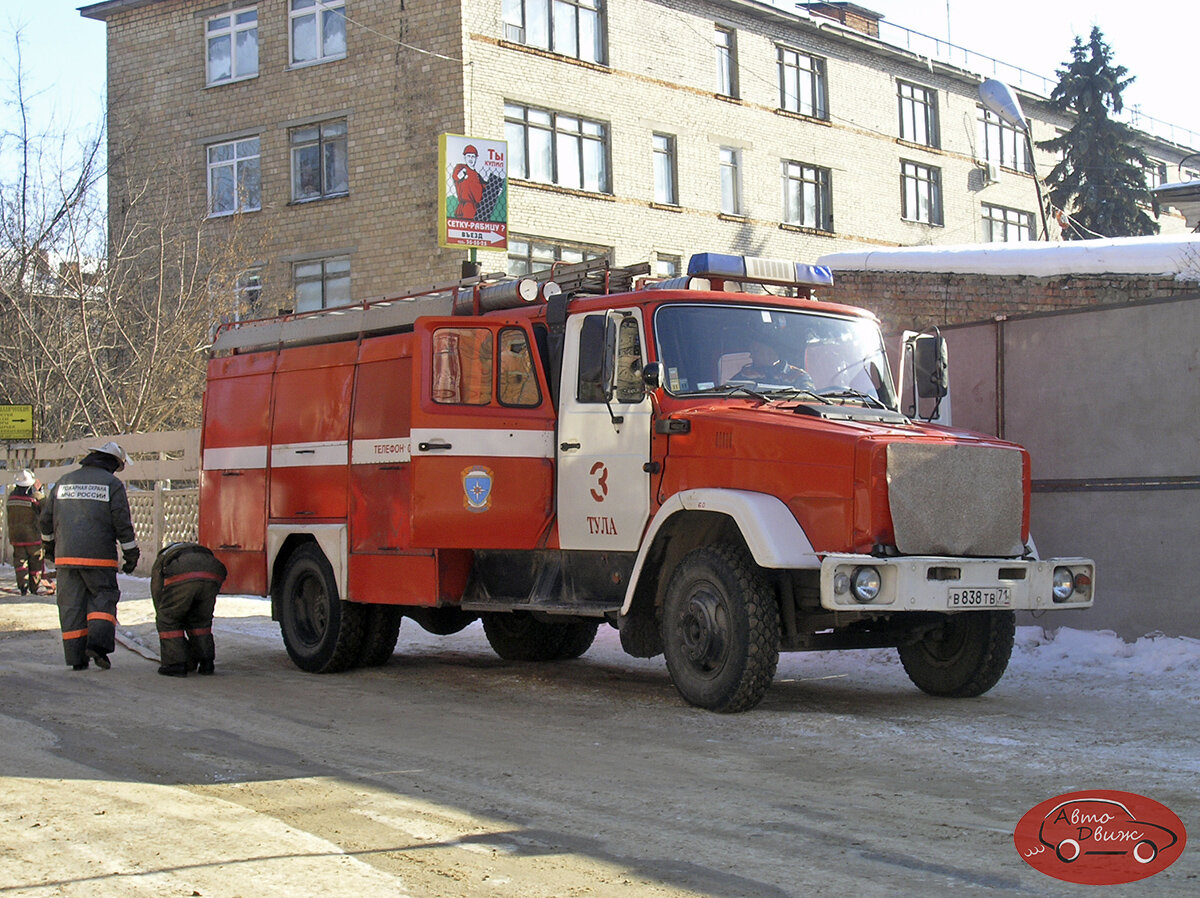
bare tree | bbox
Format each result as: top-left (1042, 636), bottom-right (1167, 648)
top-left (1, 30), bottom-right (264, 441)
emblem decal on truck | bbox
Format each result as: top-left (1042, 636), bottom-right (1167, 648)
top-left (462, 466), bottom-right (494, 512)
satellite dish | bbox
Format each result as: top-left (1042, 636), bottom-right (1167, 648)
top-left (979, 79), bottom-right (1028, 132)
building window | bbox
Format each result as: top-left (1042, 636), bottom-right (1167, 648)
top-left (293, 256), bottom-right (351, 311)
top-left (720, 147), bottom-right (741, 215)
top-left (653, 133), bottom-right (677, 205)
top-left (715, 26), bottom-right (737, 98)
top-left (207, 137), bottom-right (261, 216)
top-left (290, 0), bottom-right (346, 66)
top-left (504, 103), bottom-right (610, 193)
top-left (290, 119), bottom-right (349, 202)
top-left (506, 236), bottom-right (608, 276)
top-left (206, 7), bottom-right (258, 85)
top-left (1142, 159), bottom-right (1169, 189)
top-left (901, 160), bottom-right (942, 225)
top-left (777, 47), bottom-right (826, 119)
top-left (782, 161), bottom-right (832, 230)
top-left (982, 204), bottom-right (1033, 242)
top-left (655, 254), bottom-right (681, 278)
top-left (235, 268), bottom-right (264, 318)
top-left (898, 80), bottom-right (938, 147)
top-left (977, 107), bottom-right (1032, 173)
top-left (501, 0), bottom-right (604, 64)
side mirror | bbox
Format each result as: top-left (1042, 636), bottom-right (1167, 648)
top-left (913, 333), bottom-right (948, 399)
top-left (643, 361), bottom-right (663, 390)
top-left (601, 315), bottom-right (618, 400)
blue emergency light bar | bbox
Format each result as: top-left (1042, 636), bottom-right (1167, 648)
top-left (687, 252), bottom-right (834, 289)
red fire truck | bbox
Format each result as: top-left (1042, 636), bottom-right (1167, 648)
top-left (200, 253), bottom-right (1093, 712)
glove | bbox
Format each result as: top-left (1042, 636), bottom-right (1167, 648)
top-left (121, 547), bottom-right (141, 574)
top-left (42, 539), bottom-right (55, 562)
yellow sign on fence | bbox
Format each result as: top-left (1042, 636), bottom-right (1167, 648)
top-left (0, 405), bottom-right (34, 440)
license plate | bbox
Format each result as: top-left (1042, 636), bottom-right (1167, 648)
top-left (948, 587), bottom-right (1012, 608)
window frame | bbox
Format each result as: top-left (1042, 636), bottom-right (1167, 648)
top-left (289, 0), bottom-right (347, 68)
top-left (504, 102), bottom-right (611, 193)
top-left (290, 118), bottom-right (350, 203)
top-left (900, 160), bottom-right (943, 226)
top-left (206, 136), bottom-right (262, 217)
top-left (897, 80), bottom-right (938, 148)
top-left (977, 107), bottom-right (1033, 173)
top-left (981, 203), bottom-right (1034, 242)
top-left (292, 255), bottom-right (351, 312)
top-left (206, 6), bottom-right (259, 86)
top-left (720, 147), bottom-right (742, 215)
top-left (506, 235), bottom-right (609, 276)
top-left (652, 132), bottom-right (678, 205)
top-left (782, 160), bottom-right (832, 231)
top-left (715, 25), bottom-right (738, 98)
top-left (501, 0), bottom-right (606, 65)
top-left (777, 46), bottom-right (827, 119)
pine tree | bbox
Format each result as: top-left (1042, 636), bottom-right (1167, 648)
top-left (1036, 27), bottom-right (1158, 239)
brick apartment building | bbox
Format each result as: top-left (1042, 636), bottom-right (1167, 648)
top-left (80, 0), bottom-right (1199, 314)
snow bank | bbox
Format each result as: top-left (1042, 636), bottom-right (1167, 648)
top-left (818, 234), bottom-right (1200, 279)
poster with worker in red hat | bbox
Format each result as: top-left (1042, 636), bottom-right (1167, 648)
top-left (439, 133), bottom-right (508, 250)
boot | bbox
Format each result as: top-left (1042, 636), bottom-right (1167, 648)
top-left (197, 659), bottom-right (215, 676)
top-left (86, 649), bottom-right (111, 670)
top-left (158, 663), bottom-right (188, 677)
top-left (71, 661), bottom-right (89, 670)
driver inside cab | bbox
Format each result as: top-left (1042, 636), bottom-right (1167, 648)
top-left (737, 331), bottom-right (814, 390)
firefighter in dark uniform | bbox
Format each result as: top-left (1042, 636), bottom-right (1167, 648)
top-left (39, 442), bottom-right (140, 670)
top-left (7, 469), bottom-right (46, 595)
top-left (151, 542), bottom-right (227, 677)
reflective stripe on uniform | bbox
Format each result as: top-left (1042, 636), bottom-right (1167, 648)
top-left (55, 557), bottom-right (119, 568)
top-left (87, 612), bottom-right (118, 624)
top-left (62, 629), bottom-right (88, 640)
top-left (158, 629), bottom-right (186, 639)
top-left (187, 627), bottom-right (213, 637)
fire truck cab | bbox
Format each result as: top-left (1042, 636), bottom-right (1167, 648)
top-left (201, 253), bottom-right (1094, 712)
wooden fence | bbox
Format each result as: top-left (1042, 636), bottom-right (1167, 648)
top-left (2, 430), bottom-right (201, 576)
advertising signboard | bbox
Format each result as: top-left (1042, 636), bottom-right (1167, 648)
top-left (438, 134), bottom-right (508, 251)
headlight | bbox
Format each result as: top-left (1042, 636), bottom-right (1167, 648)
top-left (1052, 567), bottom-right (1076, 602)
top-left (851, 566), bottom-right (882, 602)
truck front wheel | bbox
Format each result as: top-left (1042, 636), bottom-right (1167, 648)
top-left (278, 544), bottom-right (366, 673)
top-left (898, 610), bottom-right (1015, 697)
top-left (662, 545), bottom-right (780, 713)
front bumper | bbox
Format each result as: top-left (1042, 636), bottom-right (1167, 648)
top-left (819, 555), bottom-right (1095, 612)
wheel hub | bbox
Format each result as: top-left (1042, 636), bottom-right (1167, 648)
top-left (679, 591), bottom-right (727, 672)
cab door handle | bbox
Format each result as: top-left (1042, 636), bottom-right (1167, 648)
top-left (560, 441), bottom-right (581, 451)
top-left (418, 441), bottom-right (452, 452)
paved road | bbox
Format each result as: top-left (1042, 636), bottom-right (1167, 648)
top-left (1, 575), bottom-right (1196, 896)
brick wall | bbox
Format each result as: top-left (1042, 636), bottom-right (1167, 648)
top-left (823, 269), bottom-right (1200, 337)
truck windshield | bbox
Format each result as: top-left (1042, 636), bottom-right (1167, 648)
top-left (653, 303), bottom-right (898, 409)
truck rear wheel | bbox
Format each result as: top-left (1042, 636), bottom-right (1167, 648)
top-left (278, 544), bottom-right (365, 673)
top-left (898, 610), bottom-right (1015, 697)
top-left (357, 605), bottom-right (402, 667)
top-left (662, 544), bottom-right (780, 713)
top-left (482, 611), bottom-right (568, 661)
top-left (553, 621), bottom-right (600, 660)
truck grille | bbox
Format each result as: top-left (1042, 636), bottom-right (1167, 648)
top-left (886, 443), bottom-right (1024, 557)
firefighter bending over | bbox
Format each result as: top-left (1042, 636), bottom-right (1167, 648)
top-left (39, 442), bottom-right (140, 671)
top-left (151, 542), bottom-right (227, 677)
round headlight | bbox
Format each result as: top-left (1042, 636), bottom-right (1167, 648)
top-left (851, 566), bottom-right (882, 602)
top-left (1052, 567), bottom-right (1076, 602)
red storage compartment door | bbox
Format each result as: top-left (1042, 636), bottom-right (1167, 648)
top-left (350, 347), bottom-right (414, 553)
top-left (200, 354), bottom-right (273, 595)
top-left (269, 345), bottom-right (354, 519)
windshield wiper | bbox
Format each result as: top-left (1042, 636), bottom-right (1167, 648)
top-left (764, 387), bottom-right (833, 405)
top-left (817, 387), bottom-right (888, 410)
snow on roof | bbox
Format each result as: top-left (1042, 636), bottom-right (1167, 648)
top-left (818, 234), bottom-right (1200, 279)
